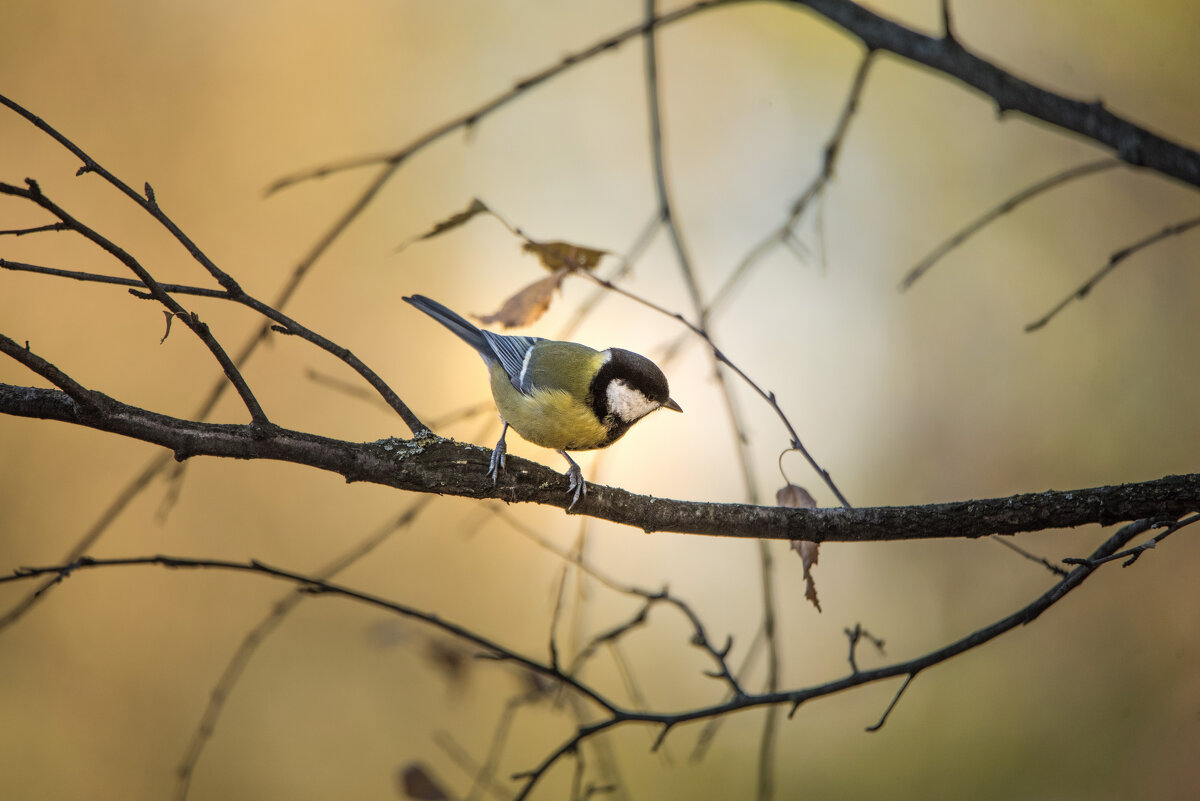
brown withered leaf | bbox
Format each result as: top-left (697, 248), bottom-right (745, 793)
top-left (397, 198), bottom-right (490, 251)
top-left (475, 267), bottom-right (568, 328)
top-left (522, 239), bottom-right (607, 273)
top-left (396, 762), bottom-right (450, 800)
top-left (776, 483), bottom-right (815, 510)
top-left (777, 483), bottom-right (821, 613)
top-left (160, 310), bottom-right (175, 344)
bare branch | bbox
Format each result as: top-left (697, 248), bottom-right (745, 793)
top-left (899, 158), bottom-right (1121, 291)
top-left (791, 0), bottom-right (1200, 188)
top-left (710, 51), bottom-right (875, 316)
top-left (266, 1), bottom-right (753, 195)
top-left (0, 222), bottom-right (70, 236)
top-left (0, 179), bottom-right (271, 425)
top-left (0, 93), bottom-right (245, 295)
top-left (4, 380), bottom-right (1198, 541)
top-left (173, 500), bottom-right (431, 800)
top-left (844, 622), bottom-right (886, 674)
top-left (1, 257), bottom-right (428, 433)
top-left (1062, 514), bottom-right (1200, 568)
top-left (579, 270), bottom-right (853, 508)
top-left (865, 673), bottom-right (915, 732)
top-left (990, 535), bottom-right (1069, 577)
top-left (1026, 214), bottom-right (1200, 332)
top-left (2, 515), bottom-right (1154, 800)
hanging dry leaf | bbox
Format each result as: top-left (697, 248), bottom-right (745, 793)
top-left (397, 198), bottom-right (491, 251)
top-left (777, 483), bottom-right (821, 613)
top-left (475, 267), bottom-right (568, 328)
top-left (396, 763), bottom-right (450, 800)
top-left (522, 239), bottom-right (606, 272)
top-left (776, 483), bottom-right (815, 510)
top-left (159, 310), bottom-right (175, 344)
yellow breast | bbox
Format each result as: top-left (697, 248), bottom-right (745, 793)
top-left (488, 362), bottom-right (611, 451)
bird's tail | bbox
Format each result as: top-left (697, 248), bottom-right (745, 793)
top-left (403, 295), bottom-right (489, 355)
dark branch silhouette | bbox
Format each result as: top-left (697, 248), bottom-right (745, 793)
top-left (2, 514), bottom-right (1162, 799)
top-left (2, 377), bottom-right (1197, 542)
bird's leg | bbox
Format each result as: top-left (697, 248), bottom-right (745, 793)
top-left (558, 450), bottom-right (586, 510)
top-left (488, 422), bottom-right (509, 484)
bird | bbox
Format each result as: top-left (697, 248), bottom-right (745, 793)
top-left (403, 294), bottom-right (681, 508)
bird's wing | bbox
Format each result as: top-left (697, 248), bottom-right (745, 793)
top-left (522, 341), bottom-right (606, 399)
top-left (480, 330), bottom-right (544, 394)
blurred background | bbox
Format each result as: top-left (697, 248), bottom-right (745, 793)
top-left (2, 1), bottom-right (1199, 799)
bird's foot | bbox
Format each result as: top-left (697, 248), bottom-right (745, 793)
top-left (564, 462), bottom-right (586, 510)
top-left (487, 438), bottom-right (507, 484)
top-left (488, 423), bottom-right (509, 485)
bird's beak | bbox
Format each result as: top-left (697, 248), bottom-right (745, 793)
top-left (663, 398), bottom-right (682, 413)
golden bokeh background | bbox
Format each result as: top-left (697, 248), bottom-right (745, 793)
top-left (2, 2), bottom-right (1199, 799)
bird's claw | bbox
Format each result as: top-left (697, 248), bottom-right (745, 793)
top-left (565, 463), bottom-right (586, 510)
top-left (487, 439), bottom-right (507, 484)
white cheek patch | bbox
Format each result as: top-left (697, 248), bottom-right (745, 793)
top-left (606, 379), bottom-right (659, 423)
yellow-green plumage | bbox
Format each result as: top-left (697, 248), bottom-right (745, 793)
top-left (486, 342), bottom-right (612, 451)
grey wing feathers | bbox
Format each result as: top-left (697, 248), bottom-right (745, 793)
top-left (481, 330), bottom-right (543, 394)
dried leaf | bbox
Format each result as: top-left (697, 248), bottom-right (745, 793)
top-left (397, 763), bottom-right (450, 800)
top-left (776, 483), bottom-right (815, 510)
top-left (397, 198), bottom-right (490, 251)
top-left (793, 539), bottom-right (821, 612)
top-left (475, 268), bottom-right (568, 328)
top-left (522, 239), bottom-right (606, 273)
top-left (160, 310), bottom-right (174, 344)
top-left (777, 483), bottom-right (821, 613)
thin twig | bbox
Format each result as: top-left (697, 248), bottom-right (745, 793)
top-left (466, 696), bottom-right (527, 801)
top-left (865, 673), bottom-right (915, 731)
top-left (432, 731), bottom-right (513, 801)
top-left (3, 554), bottom-right (617, 712)
top-left (990, 535), bottom-right (1069, 577)
top-left (0, 179), bottom-right (272, 426)
top-left (1062, 514), bottom-right (1199, 568)
top-left (641, 0), bottom-right (761, 507)
top-left (0, 93), bottom-right (245, 295)
top-left (0, 258), bottom-right (427, 432)
top-left (899, 158), bottom-right (1120, 291)
top-left (755, 540), bottom-right (780, 801)
top-left (579, 270), bottom-right (853, 508)
top-left (844, 622), bottom-right (886, 674)
top-left (174, 500), bottom-right (432, 800)
top-left (708, 51), bottom-right (875, 318)
top-left (266, 1), bottom-right (752, 195)
top-left (0, 222), bottom-right (70, 236)
top-left (495, 507), bottom-right (746, 695)
top-left (1026, 214), bottom-right (1200, 332)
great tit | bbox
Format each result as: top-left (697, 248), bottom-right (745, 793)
top-left (403, 295), bottom-right (681, 507)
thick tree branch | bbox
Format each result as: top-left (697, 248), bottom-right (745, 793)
top-left (3, 381), bottom-right (1195, 542)
top-left (790, 0), bottom-right (1200, 188)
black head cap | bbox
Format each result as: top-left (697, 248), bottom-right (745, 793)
top-left (587, 348), bottom-right (681, 440)
top-left (607, 348), bottom-right (672, 405)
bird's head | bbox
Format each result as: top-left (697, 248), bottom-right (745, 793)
top-left (595, 348), bottom-right (682, 424)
